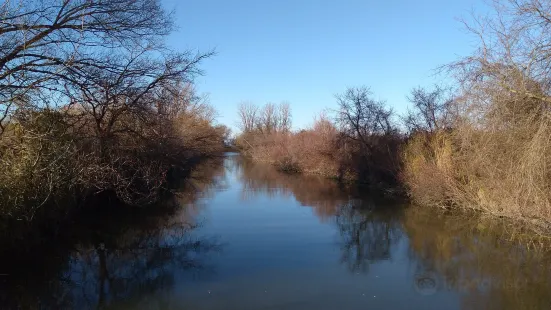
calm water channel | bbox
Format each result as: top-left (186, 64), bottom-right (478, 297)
top-left (1, 153), bottom-right (550, 309)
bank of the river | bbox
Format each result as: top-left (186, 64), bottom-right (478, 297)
top-left (1, 154), bottom-right (550, 310)
top-left (239, 149), bottom-right (551, 238)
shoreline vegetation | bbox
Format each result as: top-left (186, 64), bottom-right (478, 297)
top-left (235, 1), bottom-right (551, 236)
top-left (0, 0), bottom-right (229, 230)
top-left (1, 0), bottom-right (551, 242)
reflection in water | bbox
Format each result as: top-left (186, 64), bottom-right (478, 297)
top-left (404, 207), bottom-right (551, 310)
top-left (233, 156), bottom-right (353, 220)
top-left (335, 201), bottom-right (402, 273)
top-left (233, 156), bottom-right (551, 309)
top-left (0, 157), bottom-right (226, 310)
top-left (1, 154), bottom-right (551, 309)
top-left (65, 221), bottom-right (220, 310)
top-left (234, 155), bottom-right (404, 273)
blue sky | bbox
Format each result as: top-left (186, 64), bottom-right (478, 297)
top-left (163, 0), bottom-right (488, 132)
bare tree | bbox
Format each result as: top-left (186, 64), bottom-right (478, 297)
top-left (449, 0), bottom-right (551, 109)
top-left (404, 85), bottom-right (454, 133)
top-left (276, 101), bottom-right (292, 133)
top-left (334, 86), bottom-right (401, 187)
top-left (66, 51), bottom-right (212, 156)
top-left (335, 86), bottom-right (394, 148)
top-left (0, 0), bottom-right (224, 213)
top-left (237, 101), bottom-right (258, 133)
top-left (0, 0), bottom-right (211, 137)
top-left (257, 102), bottom-right (277, 134)
top-left (237, 101), bottom-right (291, 135)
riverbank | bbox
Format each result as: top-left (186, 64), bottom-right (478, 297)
top-left (236, 124), bottom-right (551, 237)
top-left (0, 156), bottom-right (226, 309)
top-left (0, 0), bottom-right (231, 224)
top-left (232, 1), bottom-right (551, 237)
top-left (240, 135), bottom-right (551, 237)
top-left (1, 154), bottom-right (550, 309)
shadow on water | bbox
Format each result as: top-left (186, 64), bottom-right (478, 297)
top-left (1, 154), bottom-right (551, 309)
top-left (0, 157), bottom-right (226, 310)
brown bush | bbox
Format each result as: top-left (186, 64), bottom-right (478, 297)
top-left (400, 0), bottom-right (551, 232)
top-left (237, 106), bottom-right (403, 190)
top-left (236, 114), bottom-right (346, 177)
top-left (402, 131), bottom-right (455, 208)
top-left (235, 88), bottom-right (404, 190)
top-left (403, 103), bottom-right (551, 232)
top-left (0, 85), bottom-right (227, 220)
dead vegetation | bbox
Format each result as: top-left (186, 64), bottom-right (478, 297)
top-left (402, 0), bottom-right (551, 233)
top-left (235, 0), bottom-right (551, 233)
top-left (0, 0), bottom-right (227, 221)
top-left (235, 89), bottom-right (403, 191)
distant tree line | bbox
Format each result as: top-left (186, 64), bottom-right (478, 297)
top-left (235, 88), bottom-right (402, 189)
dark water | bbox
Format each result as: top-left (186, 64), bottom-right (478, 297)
top-left (1, 153), bottom-right (550, 309)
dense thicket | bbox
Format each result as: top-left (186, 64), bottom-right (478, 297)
top-left (235, 90), bottom-right (402, 191)
top-left (403, 0), bottom-right (551, 232)
top-left (0, 0), bottom-right (228, 220)
top-left (235, 0), bottom-right (551, 232)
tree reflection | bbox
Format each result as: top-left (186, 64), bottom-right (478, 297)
top-left (234, 155), bottom-right (551, 309)
top-left (335, 199), bottom-right (402, 273)
top-left (234, 155), bottom-right (352, 220)
top-left (0, 158), bottom-right (225, 310)
top-left (66, 221), bottom-right (220, 309)
top-left (235, 155), bottom-right (403, 273)
top-left (404, 207), bottom-right (551, 310)
top-left (7, 155), bottom-right (551, 309)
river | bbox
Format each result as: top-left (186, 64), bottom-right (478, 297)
top-left (1, 153), bottom-right (550, 309)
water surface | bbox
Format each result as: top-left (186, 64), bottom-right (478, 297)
top-left (1, 153), bottom-right (550, 309)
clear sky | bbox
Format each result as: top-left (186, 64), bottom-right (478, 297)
top-left (162, 0), bottom-right (488, 132)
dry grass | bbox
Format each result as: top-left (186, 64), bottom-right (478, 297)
top-left (402, 131), bottom-right (455, 208)
top-left (403, 102), bottom-right (551, 233)
top-left (400, 0), bottom-right (551, 235)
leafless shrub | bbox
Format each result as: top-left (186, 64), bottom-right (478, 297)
top-left (236, 90), bottom-right (404, 190)
top-left (403, 85), bottom-right (455, 133)
top-left (235, 111), bottom-right (342, 176)
top-left (0, 0), bottom-right (225, 219)
top-left (0, 110), bottom-right (83, 219)
top-left (335, 86), bottom-right (402, 188)
top-left (403, 0), bottom-right (551, 232)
